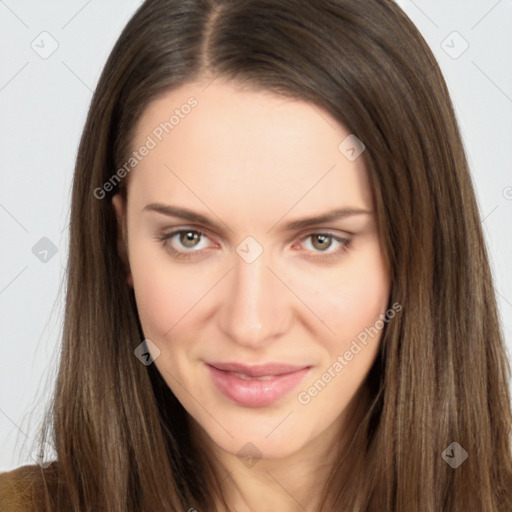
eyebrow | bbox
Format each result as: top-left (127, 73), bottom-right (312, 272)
top-left (142, 203), bottom-right (373, 232)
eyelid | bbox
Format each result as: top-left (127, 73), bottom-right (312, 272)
top-left (161, 225), bottom-right (218, 244)
top-left (295, 226), bottom-right (354, 240)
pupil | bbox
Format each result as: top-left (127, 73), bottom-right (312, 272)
top-left (314, 234), bottom-right (331, 251)
top-left (182, 231), bottom-right (198, 247)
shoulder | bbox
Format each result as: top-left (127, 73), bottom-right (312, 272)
top-left (0, 463), bottom-right (57, 511)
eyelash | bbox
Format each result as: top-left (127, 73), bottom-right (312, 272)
top-left (155, 228), bottom-right (352, 262)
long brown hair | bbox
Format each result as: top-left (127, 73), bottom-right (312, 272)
top-left (21, 0), bottom-right (512, 510)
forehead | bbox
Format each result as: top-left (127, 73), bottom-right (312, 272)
top-left (126, 79), bottom-right (373, 219)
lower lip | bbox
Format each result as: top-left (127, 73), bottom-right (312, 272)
top-left (206, 364), bottom-right (311, 407)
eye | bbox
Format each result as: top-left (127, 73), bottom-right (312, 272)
top-left (295, 232), bottom-right (352, 261)
top-left (155, 229), bottom-right (352, 262)
top-left (156, 228), bottom-right (214, 260)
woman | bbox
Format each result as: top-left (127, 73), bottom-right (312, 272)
top-left (1, 0), bottom-right (511, 510)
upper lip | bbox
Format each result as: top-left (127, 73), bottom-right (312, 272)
top-left (207, 362), bottom-right (310, 377)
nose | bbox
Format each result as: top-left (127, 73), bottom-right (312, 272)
top-left (217, 247), bottom-right (291, 348)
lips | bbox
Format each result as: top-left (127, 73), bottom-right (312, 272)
top-left (208, 361), bottom-right (308, 377)
top-left (206, 361), bottom-right (311, 407)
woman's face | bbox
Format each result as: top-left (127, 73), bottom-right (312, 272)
top-left (112, 79), bottom-right (390, 460)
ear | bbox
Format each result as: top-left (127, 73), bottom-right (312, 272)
top-left (111, 193), bottom-right (134, 287)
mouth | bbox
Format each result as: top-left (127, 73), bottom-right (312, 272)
top-left (205, 361), bottom-right (311, 407)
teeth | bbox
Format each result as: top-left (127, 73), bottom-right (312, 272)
top-left (234, 372), bottom-right (274, 381)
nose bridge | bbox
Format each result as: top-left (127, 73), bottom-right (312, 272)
top-left (218, 246), bottom-right (288, 345)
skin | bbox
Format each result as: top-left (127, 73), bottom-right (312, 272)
top-left (112, 78), bottom-right (391, 512)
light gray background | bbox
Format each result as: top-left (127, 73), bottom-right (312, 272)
top-left (1, 0), bottom-right (511, 471)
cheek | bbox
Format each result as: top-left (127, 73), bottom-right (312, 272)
top-left (336, 273), bottom-right (389, 341)
top-left (303, 240), bottom-right (390, 346)
top-left (128, 239), bottom-right (209, 340)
